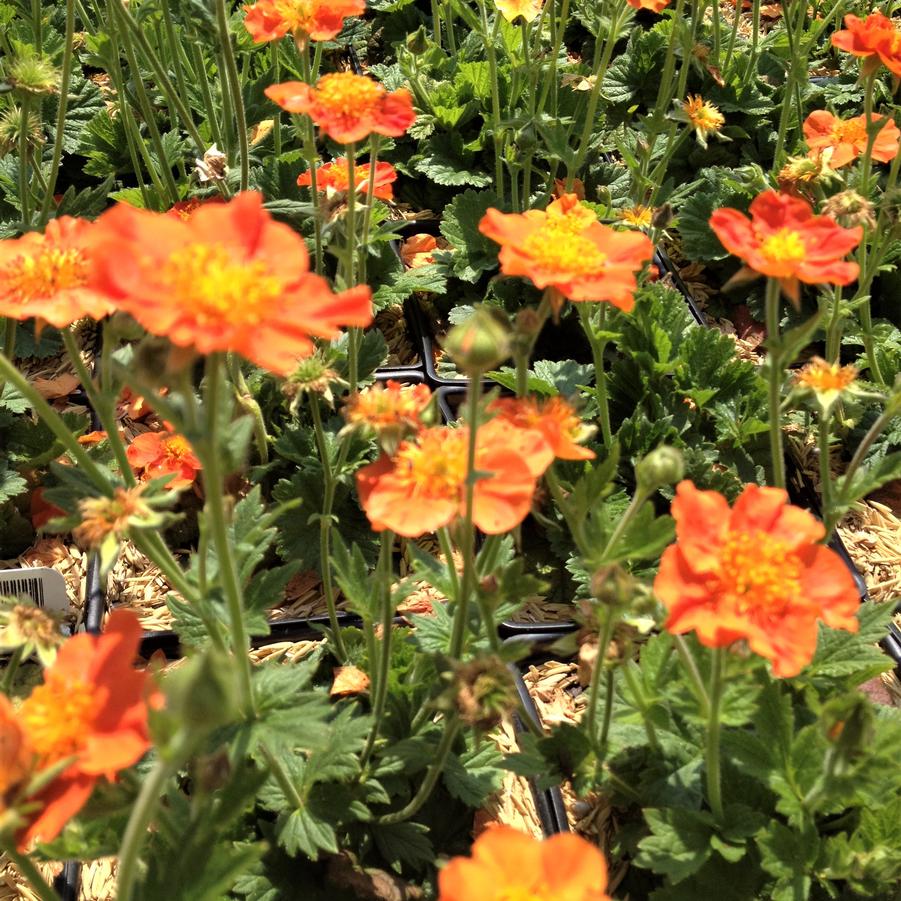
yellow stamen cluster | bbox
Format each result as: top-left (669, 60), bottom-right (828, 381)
top-left (718, 530), bottom-right (803, 616)
top-left (1, 247), bottom-right (88, 304)
top-left (19, 677), bottom-right (94, 764)
top-left (760, 228), bottom-right (807, 265)
top-left (393, 429), bottom-right (468, 498)
top-left (73, 485), bottom-right (152, 549)
top-left (161, 244), bottom-right (283, 327)
top-left (315, 72), bottom-right (382, 116)
top-left (796, 358), bottom-right (858, 395)
top-left (684, 95), bottom-right (725, 136)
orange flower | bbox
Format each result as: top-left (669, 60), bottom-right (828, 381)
top-left (343, 380), bottom-right (432, 444)
top-left (400, 234), bottom-right (439, 268)
top-left (73, 485), bottom-right (155, 549)
top-left (654, 481), bottom-right (860, 678)
top-left (127, 428), bottom-right (202, 490)
top-left (438, 825), bottom-right (611, 901)
top-left (14, 610), bottom-right (158, 847)
top-left (832, 12), bottom-right (901, 77)
top-left (803, 110), bottom-right (900, 169)
top-left (488, 396), bottom-right (595, 461)
top-left (0, 217), bottom-right (112, 328)
top-left (617, 205), bottom-right (653, 229)
top-left (243, 0), bottom-right (365, 44)
top-left (627, 0), bottom-right (670, 11)
top-left (265, 73), bottom-right (416, 144)
top-left (495, 0), bottom-right (543, 23)
top-left (297, 159), bottom-right (397, 201)
top-left (356, 422), bottom-right (547, 537)
top-left (709, 190), bottom-right (862, 300)
top-left (478, 194), bottom-right (654, 312)
top-left (88, 192), bottom-right (373, 375)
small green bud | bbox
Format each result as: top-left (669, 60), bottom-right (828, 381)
top-left (514, 123), bottom-right (538, 154)
top-left (405, 26), bottom-right (429, 54)
top-left (443, 305), bottom-right (511, 374)
top-left (452, 656), bottom-right (518, 733)
top-left (635, 445), bottom-right (684, 493)
top-left (164, 648), bottom-right (240, 735)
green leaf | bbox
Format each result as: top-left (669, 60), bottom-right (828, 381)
top-left (835, 450), bottom-right (901, 515)
top-left (636, 807), bottom-right (716, 883)
top-left (372, 262), bottom-right (448, 309)
top-left (442, 742), bottom-right (505, 807)
top-left (439, 188), bottom-right (501, 282)
top-left (371, 822), bottom-right (434, 870)
top-left (276, 805), bottom-right (338, 859)
top-left (756, 821), bottom-right (819, 899)
top-left (0, 461), bottom-right (27, 506)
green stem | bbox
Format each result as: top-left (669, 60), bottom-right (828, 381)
top-left (358, 137), bottom-right (381, 284)
top-left (215, 0), bottom-right (249, 192)
top-left (578, 304), bottom-right (612, 446)
top-left (449, 377), bottom-right (483, 658)
top-left (271, 42), bottom-right (282, 158)
top-left (705, 647), bottom-right (726, 821)
top-left (567, 0), bottom-right (629, 188)
top-left (191, 43), bottom-right (224, 148)
top-left (841, 403), bottom-right (898, 497)
top-left (771, 0), bottom-right (807, 173)
top-left (477, 0), bottom-right (505, 204)
top-left (586, 605), bottom-right (617, 748)
top-left (308, 397), bottom-right (349, 662)
top-left (0, 843), bottom-right (58, 901)
top-left (602, 487), bottom-right (648, 561)
top-left (227, 353), bottom-right (269, 463)
top-left (297, 58), bottom-right (323, 274)
top-left (200, 354), bottom-right (255, 716)
top-left (1, 647), bottom-right (24, 693)
top-left (443, 0), bottom-right (457, 53)
top-left (673, 635), bottom-right (710, 713)
top-left (437, 527), bottom-right (461, 606)
top-left (116, 734), bottom-right (194, 901)
top-left (360, 530), bottom-right (395, 766)
top-left (825, 286), bottom-right (843, 363)
top-left (764, 279), bottom-right (786, 489)
top-left (18, 96), bottom-right (32, 229)
top-left (375, 718), bottom-right (460, 824)
top-left (38, 0), bottom-right (76, 225)
top-left (622, 661), bottom-right (660, 750)
top-left (0, 351), bottom-right (111, 493)
top-left (61, 329), bottom-right (136, 486)
top-left (818, 411), bottom-right (835, 536)
top-left (32, 0), bottom-right (43, 51)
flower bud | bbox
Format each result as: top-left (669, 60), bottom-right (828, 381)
top-left (635, 445), bottom-right (684, 494)
top-left (7, 53), bottom-right (59, 97)
top-left (452, 656), bottom-right (518, 733)
top-left (406, 26), bottom-right (429, 54)
top-left (443, 305), bottom-right (511, 374)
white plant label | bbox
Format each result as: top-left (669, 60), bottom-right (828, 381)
top-left (0, 567), bottom-right (71, 614)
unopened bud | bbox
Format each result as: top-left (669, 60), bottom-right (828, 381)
top-left (635, 445), bottom-right (684, 493)
top-left (406, 26), bottom-right (429, 54)
top-left (452, 656), bottom-right (517, 732)
top-left (443, 305), bottom-right (511, 374)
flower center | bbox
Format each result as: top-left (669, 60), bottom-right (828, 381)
top-left (718, 530), bottom-right (803, 615)
top-left (834, 118), bottom-right (868, 146)
top-left (160, 244), bottom-right (283, 327)
top-left (315, 72), bottom-right (382, 117)
top-left (164, 434), bottom-right (193, 461)
top-left (20, 677), bottom-right (94, 765)
top-left (797, 360), bottom-right (857, 393)
top-left (759, 228), bottom-right (806, 264)
top-left (523, 222), bottom-right (607, 276)
top-left (685, 95), bottom-right (725, 133)
top-left (1, 246), bottom-right (89, 304)
top-left (274, 0), bottom-right (317, 30)
top-left (393, 429), bottom-right (468, 498)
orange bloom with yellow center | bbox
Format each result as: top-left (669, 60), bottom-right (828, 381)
top-left (356, 421), bottom-right (548, 537)
top-left (167, 197), bottom-right (226, 221)
top-left (438, 825), bottom-right (611, 901)
top-left (495, 0), bottom-right (543, 23)
top-left (617, 205), bottom-right (653, 229)
top-left (682, 94), bottom-right (725, 145)
top-left (832, 12), bottom-right (901, 77)
top-left (88, 192), bottom-right (372, 375)
top-left (0, 217), bottom-right (112, 328)
top-left (796, 357), bottom-right (857, 395)
top-left (627, 0), bottom-right (670, 10)
top-left (297, 159), bottom-right (397, 201)
top-left (0, 695), bottom-right (32, 802)
top-left (343, 380), bottom-right (432, 434)
top-left (127, 429), bottom-right (202, 490)
top-left (478, 194), bottom-right (654, 312)
top-left (73, 485), bottom-right (154, 549)
top-left (803, 110), bottom-right (900, 169)
top-left (265, 73), bottom-right (416, 145)
top-left (243, 0), bottom-right (365, 43)
top-left (488, 396), bottom-right (595, 461)
top-left (654, 481), bottom-right (860, 678)
top-left (709, 190), bottom-right (862, 298)
top-left (13, 610), bottom-right (158, 847)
